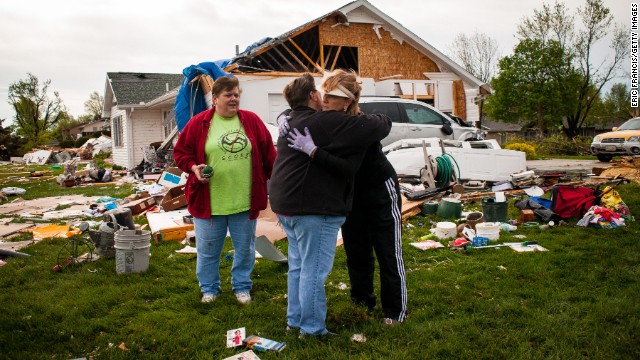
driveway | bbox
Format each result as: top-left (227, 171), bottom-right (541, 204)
top-left (526, 159), bottom-right (609, 173)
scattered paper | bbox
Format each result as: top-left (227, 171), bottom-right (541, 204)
top-left (175, 245), bottom-right (197, 254)
top-left (226, 327), bottom-right (246, 348)
top-left (223, 350), bottom-right (261, 360)
top-left (410, 240), bottom-right (445, 250)
top-left (504, 242), bottom-right (547, 252)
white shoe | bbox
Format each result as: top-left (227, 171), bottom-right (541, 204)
top-left (235, 292), bottom-right (251, 304)
top-left (201, 294), bottom-right (217, 303)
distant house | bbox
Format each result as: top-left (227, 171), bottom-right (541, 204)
top-left (482, 119), bottom-right (522, 145)
top-left (108, 0), bottom-right (489, 169)
top-left (102, 72), bottom-right (183, 169)
top-left (63, 119), bottom-right (110, 140)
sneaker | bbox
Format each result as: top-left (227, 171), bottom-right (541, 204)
top-left (235, 291), bottom-right (251, 304)
top-left (286, 325), bottom-right (299, 332)
top-left (298, 330), bottom-right (337, 339)
top-left (382, 318), bottom-right (400, 326)
top-left (201, 294), bottom-right (217, 303)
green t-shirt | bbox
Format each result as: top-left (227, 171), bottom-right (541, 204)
top-left (204, 113), bottom-right (252, 215)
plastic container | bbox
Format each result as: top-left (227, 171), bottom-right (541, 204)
top-left (114, 229), bottom-right (151, 274)
top-left (475, 222), bottom-right (500, 241)
top-left (465, 212), bottom-right (484, 230)
top-left (481, 197), bottom-right (509, 223)
top-left (436, 198), bottom-right (462, 219)
top-left (88, 222), bottom-right (118, 258)
top-left (421, 201), bottom-right (439, 215)
top-left (433, 222), bottom-right (457, 239)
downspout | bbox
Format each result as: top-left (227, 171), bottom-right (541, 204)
top-left (127, 108), bottom-right (135, 170)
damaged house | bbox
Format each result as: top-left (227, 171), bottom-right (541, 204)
top-left (103, 0), bottom-right (489, 170)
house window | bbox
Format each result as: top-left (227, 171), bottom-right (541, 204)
top-left (162, 110), bottom-right (176, 139)
top-left (113, 116), bottom-right (123, 147)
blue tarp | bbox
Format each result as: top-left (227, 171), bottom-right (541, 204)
top-left (174, 60), bottom-right (233, 132)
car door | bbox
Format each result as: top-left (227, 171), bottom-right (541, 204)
top-left (359, 102), bottom-right (406, 146)
top-left (399, 102), bottom-right (454, 141)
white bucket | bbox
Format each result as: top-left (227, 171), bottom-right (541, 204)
top-left (475, 222), bottom-right (500, 241)
top-left (114, 229), bottom-right (151, 274)
top-left (434, 222), bottom-right (458, 239)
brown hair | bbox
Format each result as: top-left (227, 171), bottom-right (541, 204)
top-left (211, 76), bottom-right (240, 96)
top-left (283, 73), bottom-right (317, 109)
top-left (321, 69), bottom-right (362, 115)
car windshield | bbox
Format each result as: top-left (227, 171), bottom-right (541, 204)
top-left (618, 118), bottom-right (640, 130)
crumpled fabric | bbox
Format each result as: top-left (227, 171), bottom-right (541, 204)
top-left (577, 205), bottom-right (626, 228)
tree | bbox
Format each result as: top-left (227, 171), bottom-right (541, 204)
top-left (84, 91), bottom-right (104, 120)
top-left (0, 118), bottom-right (27, 157)
top-left (7, 73), bottom-right (67, 147)
top-left (589, 83), bottom-right (639, 123)
top-left (485, 39), bottom-right (581, 132)
top-left (515, 0), bottom-right (628, 138)
top-left (448, 31), bottom-right (500, 84)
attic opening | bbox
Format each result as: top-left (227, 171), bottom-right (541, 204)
top-left (231, 25), bottom-right (359, 74)
top-left (322, 45), bottom-right (358, 72)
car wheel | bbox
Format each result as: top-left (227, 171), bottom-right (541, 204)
top-left (596, 154), bottom-right (613, 162)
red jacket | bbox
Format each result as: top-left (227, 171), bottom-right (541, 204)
top-left (173, 108), bottom-right (276, 220)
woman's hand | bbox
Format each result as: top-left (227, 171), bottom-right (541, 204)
top-left (287, 127), bottom-right (317, 157)
top-left (191, 164), bottom-right (209, 183)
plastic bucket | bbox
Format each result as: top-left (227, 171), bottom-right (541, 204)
top-left (421, 201), bottom-right (439, 215)
top-left (89, 222), bottom-right (118, 258)
top-left (437, 198), bottom-right (462, 219)
top-left (434, 222), bottom-right (458, 239)
top-left (114, 229), bottom-right (151, 274)
top-left (475, 222), bottom-right (500, 241)
top-left (104, 208), bottom-right (136, 230)
top-left (481, 197), bottom-right (509, 223)
top-left (465, 212), bottom-right (484, 230)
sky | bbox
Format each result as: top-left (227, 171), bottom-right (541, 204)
top-left (0, 0), bottom-right (629, 127)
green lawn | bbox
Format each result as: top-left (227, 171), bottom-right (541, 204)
top-left (1, 165), bottom-right (639, 359)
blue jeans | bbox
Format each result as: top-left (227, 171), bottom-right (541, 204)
top-left (194, 212), bottom-right (256, 296)
top-left (277, 214), bottom-right (346, 336)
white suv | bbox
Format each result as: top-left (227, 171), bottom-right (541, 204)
top-left (358, 97), bottom-right (486, 146)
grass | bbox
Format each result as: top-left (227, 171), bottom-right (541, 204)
top-left (1, 164), bottom-right (639, 359)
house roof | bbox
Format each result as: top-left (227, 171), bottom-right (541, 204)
top-left (106, 72), bottom-right (183, 106)
top-left (482, 119), bottom-right (522, 132)
top-left (229, 0), bottom-right (489, 93)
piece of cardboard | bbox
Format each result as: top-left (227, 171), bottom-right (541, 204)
top-left (161, 185), bottom-right (187, 212)
top-left (255, 235), bottom-right (287, 263)
top-left (146, 209), bottom-right (194, 242)
top-left (121, 197), bottom-right (156, 215)
top-left (157, 167), bottom-right (188, 187)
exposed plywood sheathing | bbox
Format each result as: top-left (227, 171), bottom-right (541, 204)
top-left (318, 19), bottom-right (439, 79)
top-left (454, 80), bottom-right (466, 119)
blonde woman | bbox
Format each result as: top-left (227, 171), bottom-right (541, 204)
top-left (286, 69), bottom-right (408, 325)
top-left (269, 73), bottom-right (392, 336)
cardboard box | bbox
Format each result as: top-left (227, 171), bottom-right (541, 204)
top-left (157, 167), bottom-right (188, 187)
top-left (122, 197), bottom-right (156, 215)
top-left (146, 209), bottom-right (193, 242)
top-left (161, 185), bottom-right (187, 212)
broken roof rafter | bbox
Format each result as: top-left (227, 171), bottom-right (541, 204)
top-left (271, 46), bottom-right (300, 72)
top-left (280, 42), bottom-right (312, 72)
top-left (287, 38), bottom-right (323, 73)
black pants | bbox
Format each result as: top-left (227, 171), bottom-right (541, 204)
top-left (342, 177), bottom-right (407, 321)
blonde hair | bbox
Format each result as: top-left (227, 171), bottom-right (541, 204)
top-left (321, 69), bottom-right (361, 115)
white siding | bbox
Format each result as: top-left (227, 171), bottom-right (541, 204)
top-left (463, 84), bottom-right (480, 124)
top-left (131, 110), bottom-right (164, 168)
top-left (111, 107), bottom-right (128, 168)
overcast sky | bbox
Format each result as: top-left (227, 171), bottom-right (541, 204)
top-left (0, 0), bottom-right (629, 126)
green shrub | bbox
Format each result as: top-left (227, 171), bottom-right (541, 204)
top-left (74, 135), bottom-right (92, 147)
top-left (58, 140), bottom-right (75, 148)
top-left (537, 133), bottom-right (592, 156)
top-left (505, 142), bottom-right (537, 159)
top-left (93, 151), bottom-right (112, 168)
